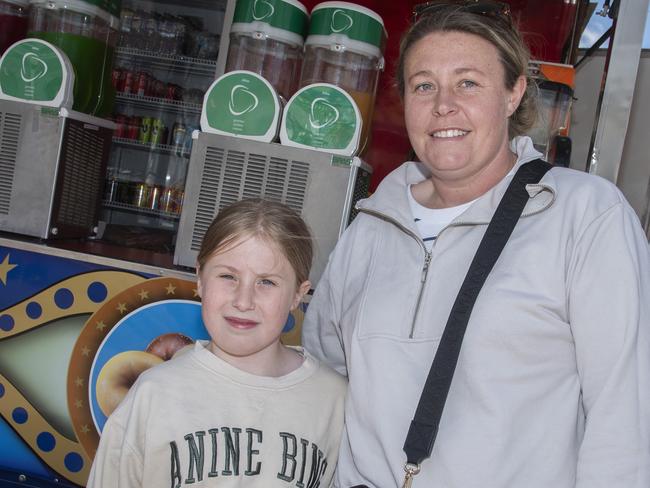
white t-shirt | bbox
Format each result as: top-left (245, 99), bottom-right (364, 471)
top-left (407, 187), bottom-right (473, 250)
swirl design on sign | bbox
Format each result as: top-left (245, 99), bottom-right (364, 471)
top-left (309, 97), bottom-right (340, 129)
top-left (229, 84), bottom-right (260, 116)
top-left (21, 52), bottom-right (49, 83)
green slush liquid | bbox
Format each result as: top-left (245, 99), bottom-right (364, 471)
top-left (28, 31), bottom-right (115, 117)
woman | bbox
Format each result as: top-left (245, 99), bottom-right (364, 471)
top-left (302, 3), bottom-right (650, 488)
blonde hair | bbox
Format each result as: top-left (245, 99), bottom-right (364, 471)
top-left (396, 4), bottom-right (538, 138)
top-left (196, 199), bottom-right (313, 285)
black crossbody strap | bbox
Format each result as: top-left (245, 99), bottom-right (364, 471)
top-left (403, 159), bottom-right (552, 467)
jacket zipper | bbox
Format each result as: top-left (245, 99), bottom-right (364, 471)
top-left (356, 178), bottom-right (553, 339)
top-left (357, 207), bottom-right (434, 339)
top-left (410, 250), bottom-right (432, 338)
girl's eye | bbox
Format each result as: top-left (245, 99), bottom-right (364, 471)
top-left (219, 274), bottom-right (235, 281)
top-left (414, 82), bottom-right (433, 93)
top-left (259, 279), bottom-right (277, 287)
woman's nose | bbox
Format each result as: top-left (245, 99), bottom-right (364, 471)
top-left (233, 283), bottom-right (255, 311)
top-left (432, 88), bottom-right (457, 116)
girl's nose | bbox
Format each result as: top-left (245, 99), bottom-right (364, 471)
top-left (233, 283), bottom-right (255, 311)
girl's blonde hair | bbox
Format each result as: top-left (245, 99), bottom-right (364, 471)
top-left (196, 199), bottom-right (313, 285)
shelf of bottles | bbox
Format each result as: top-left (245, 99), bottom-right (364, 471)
top-left (101, 0), bottom-right (223, 253)
top-left (115, 47), bottom-right (218, 76)
top-left (112, 136), bottom-right (191, 157)
top-left (115, 93), bottom-right (202, 115)
top-left (103, 200), bottom-right (181, 220)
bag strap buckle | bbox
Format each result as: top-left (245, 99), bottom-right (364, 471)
top-left (401, 463), bottom-right (421, 488)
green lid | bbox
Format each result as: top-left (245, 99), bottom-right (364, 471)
top-left (280, 82), bottom-right (361, 156)
top-left (231, 0), bottom-right (308, 45)
top-left (0, 39), bottom-right (73, 108)
top-left (306, 1), bottom-right (386, 58)
top-left (201, 70), bottom-right (280, 142)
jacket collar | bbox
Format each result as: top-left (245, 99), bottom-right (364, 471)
top-left (357, 136), bottom-right (557, 228)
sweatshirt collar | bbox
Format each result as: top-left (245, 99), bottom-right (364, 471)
top-left (357, 136), bottom-right (556, 227)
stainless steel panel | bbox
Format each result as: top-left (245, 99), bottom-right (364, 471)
top-left (174, 132), bottom-right (371, 286)
top-left (0, 100), bottom-right (63, 238)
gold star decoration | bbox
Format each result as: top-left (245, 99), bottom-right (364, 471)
top-left (75, 399), bottom-right (83, 408)
top-left (165, 283), bottom-right (176, 295)
top-left (96, 321), bottom-right (107, 331)
top-left (193, 288), bottom-right (199, 297)
top-left (81, 425), bottom-right (90, 434)
top-left (138, 289), bottom-right (150, 301)
top-left (116, 302), bottom-right (127, 314)
top-left (81, 346), bottom-right (91, 357)
top-left (0, 254), bottom-right (17, 286)
top-left (75, 377), bottom-right (84, 387)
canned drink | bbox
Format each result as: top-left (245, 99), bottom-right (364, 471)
top-left (119, 181), bottom-right (137, 204)
top-left (123, 70), bottom-right (134, 94)
top-left (172, 122), bottom-right (186, 146)
top-left (160, 188), bottom-right (184, 214)
top-left (151, 79), bottom-right (165, 98)
top-left (132, 183), bottom-right (149, 207)
top-left (183, 125), bottom-right (199, 153)
top-left (114, 114), bottom-right (127, 138)
top-left (139, 117), bottom-right (152, 144)
top-left (111, 68), bottom-right (122, 90)
top-left (136, 72), bottom-right (149, 97)
top-left (147, 185), bottom-right (162, 210)
top-left (165, 83), bottom-right (183, 100)
top-left (128, 116), bottom-right (141, 139)
top-left (104, 178), bottom-right (118, 201)
top-left (150, 118), bottom-right (164, 145)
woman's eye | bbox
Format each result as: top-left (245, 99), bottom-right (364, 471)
top-left (218, 274), bottom-right (235, 281)
top-left (414, 82), bottom-right (433, 93)
top-left (460, 80), bottom-right (477, 89)
top-left (259, 279), bottom-right (277, 287)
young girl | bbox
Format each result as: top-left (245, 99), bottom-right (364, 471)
top-left (88, 198), bottom-right (347, 487)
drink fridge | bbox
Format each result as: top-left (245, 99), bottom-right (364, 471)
top-left (99, 0), bottom-right (226, 256)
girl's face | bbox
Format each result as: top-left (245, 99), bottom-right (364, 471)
top-left (197, 235), bottom-right (310, 373)
top-left (403, 30), bottom-right (525, 190)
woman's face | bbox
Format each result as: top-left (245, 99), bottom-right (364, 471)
top-left (403, 30), bottom-right (525, 187)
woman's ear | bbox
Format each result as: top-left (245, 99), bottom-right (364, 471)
top-left (506, 75), bottom-right (527, 117)
top-left (292, 280), bottom-right (311, 310)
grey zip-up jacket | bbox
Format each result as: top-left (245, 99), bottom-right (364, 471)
top-left (303, 137), bottom-right (650, 488)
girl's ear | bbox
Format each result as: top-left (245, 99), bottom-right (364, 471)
top-left (195, 266), bottom-right (203, 299)
top-left (292, 280), bottom-right (311, 310)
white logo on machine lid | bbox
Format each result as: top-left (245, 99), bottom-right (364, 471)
top-left (309, 97), bottom-right (339, 129)
top-left (229, 84), bottom-right (259, 116)
top-left (252, 0), bottom-right (275, 20)
top-left (330, 9), bottom-right (353, 33)
top-left (21, 52), bottom-right (48, 82)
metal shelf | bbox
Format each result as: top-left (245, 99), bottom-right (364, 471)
top-left (112, 137), bottom-right (191, 157)
top-left (115, 92), bottom-right (202, 115)
top-left (115, 47), bottom-right (218, 76)
top-left (103, 200), bottom-right (181, 220)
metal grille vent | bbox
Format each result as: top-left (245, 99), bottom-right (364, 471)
top-left (190, 146), bottom-right (311, 251)
top-left (191, 146), bottom-right (225, 251)
top-left (58, 121), bottom-right (107, 228)
top-left (0, 111), bottom-right (21, 215)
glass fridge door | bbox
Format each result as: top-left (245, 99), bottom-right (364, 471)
top-left (100, 0), bottom-right (225, 257)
